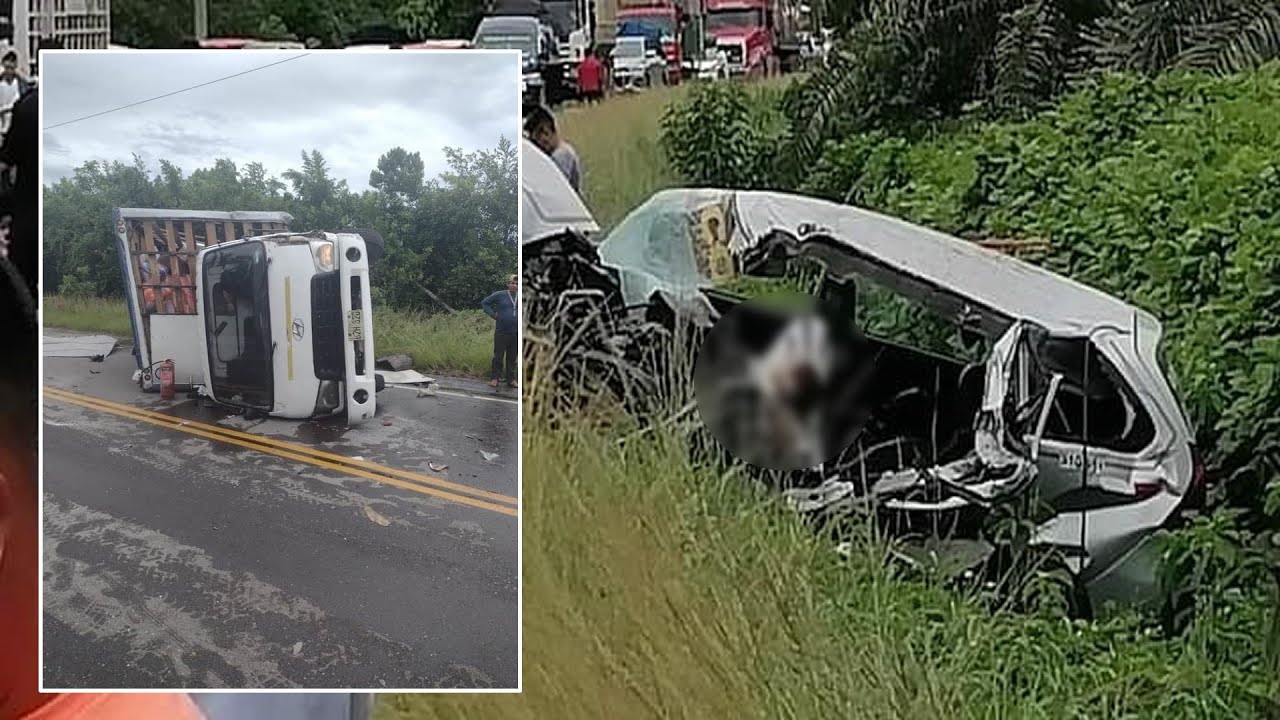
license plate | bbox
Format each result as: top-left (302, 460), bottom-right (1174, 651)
top-left (346, 310), bottom-right (364, 341)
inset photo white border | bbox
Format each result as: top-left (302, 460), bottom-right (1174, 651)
top-left (36, 47), bottom-right (523, 695)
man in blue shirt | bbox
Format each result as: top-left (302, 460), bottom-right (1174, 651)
top-left (481, 274), bottom-right (518, 388)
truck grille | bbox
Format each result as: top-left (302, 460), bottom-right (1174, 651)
top-left (724, 46), bottom-right (744, 66)
top-left (351, 276), bottom-right (365, 377)
top-left (311, 271), bottom-right (345, 380)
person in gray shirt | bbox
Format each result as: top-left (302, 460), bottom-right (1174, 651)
top-left (523, 104), bottom-right (582, 193)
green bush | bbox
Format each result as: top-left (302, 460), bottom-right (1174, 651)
top-left (659, 81), bottom-right (785, 189)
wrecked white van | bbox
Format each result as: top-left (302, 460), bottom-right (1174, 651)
top-left (527, 187), bottom-right (1208, 613)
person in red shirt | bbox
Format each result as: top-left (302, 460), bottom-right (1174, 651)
top-left (577, 47), bottom-right (604, 104)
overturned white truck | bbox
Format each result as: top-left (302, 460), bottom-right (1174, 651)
top-left (113, 208), bottom-right (380, 424)
top-left (523, 171), bottom-right (1209, 614)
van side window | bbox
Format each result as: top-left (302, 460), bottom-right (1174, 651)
top-left (1032, 337), bottom-right (1155, 453)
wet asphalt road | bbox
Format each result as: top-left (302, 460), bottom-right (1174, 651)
top-left (41, 342), bottom-right (519, 690)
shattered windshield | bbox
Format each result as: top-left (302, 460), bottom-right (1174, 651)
top-left (597, 189), bottom-right (737, 310)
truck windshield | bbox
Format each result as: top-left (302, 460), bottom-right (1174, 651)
top-left (473, 32), bottom-right (536, 55)
top-left (619, 15), bottom-right (675, 37)
top-left (540, 0), bottom-right (577, 38)
top-left (615, 40), bottom-right (646, 58)
top-left (707, 9), bottom-right (762, 31)
top-left (202, 242), bottom-right (274, 410)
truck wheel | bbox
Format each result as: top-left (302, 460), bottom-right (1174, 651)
top-left (375, 374), bottom-right (387, 393)
top-left (339, 228), bottom-right (385, 266)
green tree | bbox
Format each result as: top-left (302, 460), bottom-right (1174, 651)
top-left (43, 138), bottom-right (517, 312)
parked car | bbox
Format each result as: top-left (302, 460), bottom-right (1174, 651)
top-left (611, 36), bottom-right (667, 90)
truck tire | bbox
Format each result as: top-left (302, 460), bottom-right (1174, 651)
top-left (339, 228), bottom-right (385, 266)
top-left (375, 373), bottom-right (387, 393)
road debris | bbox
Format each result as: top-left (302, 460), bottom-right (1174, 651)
top-left (44, 334), bottom-right (118, 358)
top-left (363, 505), bottom-right (392, 526)
top-left (375, 353), bottom-right (414, 371)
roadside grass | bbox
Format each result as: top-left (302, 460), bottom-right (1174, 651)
top-left (558, 77), bottom-right (793, 230)
top-left (42, 295), bottom-right (134, 338)
top-left (557, 86), bottom-right (687, 230)
top-left (378, 400), bottom-right (1256, 718)
top-left (373, 308), bottom-right (493, 377)
top-left (42, 295), bottom-right (493, 378)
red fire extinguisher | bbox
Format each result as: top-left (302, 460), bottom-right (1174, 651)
top-left (159, 359), bottom-right (175, 400)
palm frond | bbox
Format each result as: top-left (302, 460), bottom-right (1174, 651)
top-left (1092, 0), bottom-right (1247, 74)
top-left (993, 0), bottom-right (1068, 110)
top-left (1175, 0), bottom-right (1280, 74)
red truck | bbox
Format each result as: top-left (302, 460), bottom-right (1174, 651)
top-left (703, 0), bottom-right (799, 76)
top-left (615, 0), bottom-right (691, 84)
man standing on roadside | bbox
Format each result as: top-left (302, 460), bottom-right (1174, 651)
top-left (481, 274), bottom-right (519, 389)
top-left (523, 105), bottom-right (582, 193)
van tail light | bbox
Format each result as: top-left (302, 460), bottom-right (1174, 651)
top-left (1133, 480), bottom-right (1165, 500)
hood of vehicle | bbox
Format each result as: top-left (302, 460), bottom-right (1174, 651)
top-left (521, 138), bottom-right (599, 243)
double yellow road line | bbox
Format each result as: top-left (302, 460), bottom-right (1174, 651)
top-left (43, 386), bottom-right (518, 517)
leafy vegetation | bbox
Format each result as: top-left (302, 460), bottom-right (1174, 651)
top-left (109, 0), bottom-right (485, 47)
top-left (659, 81), bottom-right (787, 190)
top-left (780, 0), bottom-right (1280, 171)
top-left (43, 139), bottom-right (517, 314)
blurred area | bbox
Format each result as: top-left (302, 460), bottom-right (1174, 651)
top-left (693, 296), bottom-right (871, 471)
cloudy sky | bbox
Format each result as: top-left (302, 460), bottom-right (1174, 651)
top-left (41, 51), bottom-right (520, 191)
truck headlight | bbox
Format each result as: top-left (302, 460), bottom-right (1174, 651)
top-left (310, 239), bottom-right (335, 272)
top-left (314, 379), bottom-right (341, 414)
